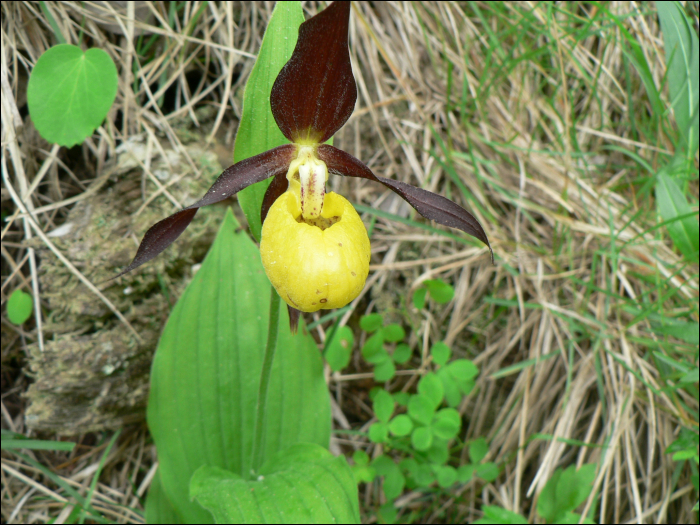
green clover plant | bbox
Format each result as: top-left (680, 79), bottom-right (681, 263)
top-left (347, 313), bottom-right (498, 524)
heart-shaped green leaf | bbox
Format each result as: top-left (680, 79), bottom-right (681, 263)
top-left (190, 443), bottom-right (359, 524)
top-left (27, 44), bottom-right (117, 147)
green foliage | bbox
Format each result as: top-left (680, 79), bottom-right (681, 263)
top-left (412, 278), bottom-right (455, 309)
top-left (190, 444), bottom-right (359, 523)
top-left (6, 289), bottom-right (33, 325)
top-left (354, 315), bottom-right (500, 520)
top-left (537, 463), bottom-right (597, 523)
top-left (27, 44), bottom-right (117, 147)
top-left (146, 211), bottom-right (332, 522)
top-left (657, 1), bottom-right (699, 154)
top-left (359, 315), bottom-right (413, 382)
top-left (324, 325), bottom-right (354, 372)
top-left (234, 3), bottom-right (305, 241)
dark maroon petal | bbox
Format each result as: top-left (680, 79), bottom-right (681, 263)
top-left (114, 144), bottom-right (297, 278)
top-left (270, 1), bottom-right (356, 144)
top-left (287, 305), bottom-right (301, 334)
top-left (260, 172), bottom-right (289, 226)
top-left (317, 144), bottom-right (493, 262)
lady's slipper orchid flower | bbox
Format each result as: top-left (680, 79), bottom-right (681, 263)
top-left (116, 2), bottom-right (492, 331)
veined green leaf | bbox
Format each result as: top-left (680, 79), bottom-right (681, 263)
top-left (190, 444), bottom-right (359, 524)
top-left (655, 170), bottom-right (699, 261)
top-left (657, 1), bottom-right (699, 154)
top-left (147, 210), bottom-right (330, 523)
top-left (235, 3), bottom-right (305, 241)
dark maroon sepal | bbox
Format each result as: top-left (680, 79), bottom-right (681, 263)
top-left (270, 1), bottom-right (356, 144)
top-left (260, 172), bottom-right (289, 225)
top-left (317, 145), bottom-right (494, 262)
top-left (287, 305), bottom-right (301, 334)
top-left (114, 144), bottom-right (297, 278)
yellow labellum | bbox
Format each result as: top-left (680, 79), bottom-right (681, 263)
top-left (261, 189), bottom-right (370, 312)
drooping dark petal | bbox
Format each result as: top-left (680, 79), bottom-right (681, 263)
top-left (317, 144), bottom-right (494, 262)
top-left (114, 144), bottom-right (297, 278)
top-left (260, 172), bottom-right (289, 225)
top-left (287, 305), bottom-right (301, 334)
top-left (270, 1), bottom-right (356, 144)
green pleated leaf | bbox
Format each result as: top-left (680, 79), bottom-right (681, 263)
top-left (657, 1), bottom-right (699, 153)
top-left (144, 467), bottom-right (182, 524)
top-left (656, 170), bottom-right (699, 261)
top-left (235, 2), bottom-right (305, 241)
top-left (190, 443), bottom-right (359, 524)
top-left (146, 210), bottom-right (331, 523)
top-left (27, 44), bottom-right (117, 147)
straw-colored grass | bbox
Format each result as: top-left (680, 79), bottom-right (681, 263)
top-left (2, 2), bottom-right (697, 523)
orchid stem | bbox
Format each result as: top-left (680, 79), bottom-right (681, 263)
top-left (252, 286), bottom-right (280, 475)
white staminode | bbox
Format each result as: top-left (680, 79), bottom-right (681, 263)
top-left (286, 146), bottom-right (329, 220)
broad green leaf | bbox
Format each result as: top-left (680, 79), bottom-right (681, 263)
top-left (144, 467), bottom-right (182, 525)
top-left (235, 2), bottom-right (305, 241)
top-left (430, 341), bottom-right (451, 365)
top-left (437, 368), bottom-right (462, 407)
top-left (426, 439), bottom-right (449, 465)
top-left (27, 45), bottom-right (117, 147)
top-left (147, 210), bottom-right (330, 523)
top-left (324, 325), bottom-right (354, 371)
top-left (351, 450), bottom-right (375, 483)
top-left (432, 408), bottom-right (461, 440)
top-left (360, 313), bottom-right (384, 332)
top-left (423, 279), bottom-right (455, 303)
top-left (537, 463), bottom-right (596, 523)
top-left (475, 462), bottom-right (500, 482)
top-left (411, 426), bottom-right (433, 451)
top-left (373, 359), bottom-right (396, 382)
top-left (190, 443), bottom-right (359, 524)
top-left (412, 287), bottom-right (427, 309)
top-left (655, 170), bottom-right (699, 261)
top-left (352, 449), bottom-right (370, 466)
top-left (393, 391), bottom-right (411, 406)
top-left (418, 372), bottom-right (445, 409)
top-left (362, 333), bottom-right (387, 363)
top-left (657, 1), bottom-right (699, 153)
top-left (389, 415), bottom-right (413, 437)
top-left (447, 359), bottom-right (479, 384)
top-left (379, 503), bottom-right (398, 524)
top-left (373, 389), bottom-right (395, 423)
top-left (433, 465), bottom-right (457, 488)
top-left (474, 505), bottom-right (528, 525)
top-left (412, 463), bottom-right (434, 487)
top-left (392, 343), bottom-right (412, 364)
top-left (7, 289), bottom-right (33, 325)
top-left (407, 394), bottom-right (436, 426)
top-left (372, 456), bottom-right (405, 500)
top-left (457, 464), bottom-right (475, 483)
top-left (469, 437), bottom-right (490, 463)
top-left (369, 422), bottom-right (390, 443)
top-left (382, 324), bottom-right (405, 342)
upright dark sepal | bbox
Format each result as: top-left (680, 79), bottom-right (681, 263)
top-left (115, 144), bottom-right (296, 278)
top-left (270, 1), bottom-right (356, 144)
top-left (317, 145), bottom-right (494, 262)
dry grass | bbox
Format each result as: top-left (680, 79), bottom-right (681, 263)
top-left (2, 1), bottom-right (698, 523)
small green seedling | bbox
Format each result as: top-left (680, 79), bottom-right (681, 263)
top-left (7, 289), bottom-right (33, 325)
top-left (413, 278), bottom-right (455, 309)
